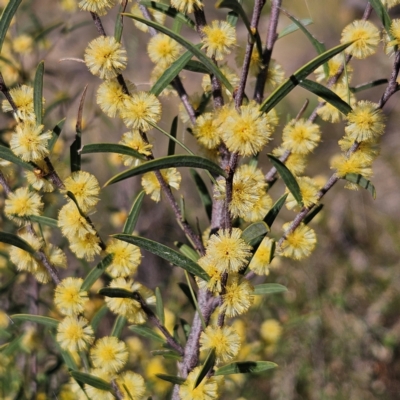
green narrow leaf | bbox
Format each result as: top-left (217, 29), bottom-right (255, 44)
top-left (123, 190), bottom-right (145, 234)
top-left (175, 242), bottom-right (200, 262)
top-left (180, 318), bottom-right (191, 340)
top-left (91, 305), bottom-right (108, 331)
top-left (111, 315), bottom-right (126, 338)
top-left (168, 117), bottom-right (178, 156)
top-left (241, 222), bottom-right (269, 247)
top-left (29, 215), bottom-right (58, 228)
top-left (105, 155), bottom-right (226, 187)
top-left (155, 374), bottom-right (185, 385)
top-left (123, 14), bottom-right (233, 94)
top-left (254, 283), bottom-right (288, 295)
top-left (172, 15), bottom-right (183, 33)
top-left (178, 283), bottom-right (196, 309)
top-left (303, 204), bottom-right (324, 225)
top-left (194, 348), bottom-right (216, 388)
top-left (1, 336), bottom-right (22, 356)
top-left (350, 79), bottom-right (388, 94)
top-left (260, 41), bottom-right (353, 114)
top-left (114, 1), bottom-right (126, 42)
top-left (80, 254), bottom-right (114, 291)
top-left (344, 173), bottom-right (376, 199)
top-left (215, 361), bottom-right (277, 376)
top-left (129, 325), bottom-right (166, 343)
top-left (11, 314), bottom-right (59, 328)
top-left (264, 193), bottom-right (288, 228)
top-left (190, 169), bottom-right (212, 221)
top-left (34, 21), bottom-right (64, 42)
top-left (155, 287), bottom-right (165, 325)
top-left (0, 145), bottom-right (35, 171)
top-left (80, 143), bottom-right (146, 161)
top-left (0, 0), bottom-right (22, 53)
top-left (70, 370), bottom-right (112, 391)
top-left (48, 118), bottom-right (66, 152)
top-left (0, 232), bottom-right (35, 254)
top-left (113, 234), bottom-right (210, 281)
top-left (99, 287), bottom-right (133, 298)
top-left (33, 61), bottom-right (44, 125)
top-left (183, 60), bottom-right (209, 74)
top-left (140, 0), bottom-right (195, 28)
top-left (151, 349), bottom-right (181, 360)
top-left (299, 79), bottom-right (352, 115)
top-left (369, 0), bottom-right (393, 38)
top-left (278, 18), bottom-right (313, 39)
top-left (267, 155), bottom-right (302, 206)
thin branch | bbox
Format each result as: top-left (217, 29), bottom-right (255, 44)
top-left (90, 12), bottom-right (107, 36)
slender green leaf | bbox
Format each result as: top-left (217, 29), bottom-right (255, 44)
top-left (1, 336), bottom-right (22, 356)
top-left (140, 0), bottom-right (195, 28)
top-left (0, 232), bottom-right (35, 254)
top-left (99, 288), bottom-right (134, 298)
top-left (66, 191), bottom-right (86, 218)
top-left (175, 242), bottom-right (200, 262)
top-left (369, 0), bottom-right (393, 37)
top-left (180, 318), bottom-right (191, 340)
top-left (70, 370), bottom-right (111, 391)
top-left (33, 61), bottom-right (44, 125)
top-left (299, 79), bottom-right (352, 115)
top-left (183, 60), bottom-right (209, 74)
top-left (155, 287), bottom-right (165, 325)
top-left (80, 143), bottom-right (146, 161)
top-left (123, 190), bottom-right (145, 234)
top-left (215, 361), bottom-right (277, 376)
top-left (111, 315), bottom-right (126, 338)
top-left (241, 222), bottom-right (269, 247)
top-left (278, 18), bottom-right (313, 39)
top-left (260, 41), bottom-right (353, 114)
top-left (0, 145), bottom-right (35, 171)
top-left (123, 14), bottom-right (233, 94)
top-left (29, 215), bottom-right (58, 228)
top-left (80, 254), bottom-right (114, 291)
top-left (194, 348), bottom-right (216, 388)
top-left (34, 21), bottom-right (63, 42)
top-left (178, 283), bottom-right (196, 309)
top-left (344, 173), bottom-right (376, 199)
top-left (267, 155), bottom-right (302, 206)
top-left (0, 0), bottom-right (22, 53)
top-left (91, 305), bottom-right (108, 331)
top-left (350, 79), bottom-right (388, 94)
top-left (168, 117), bottom-right (178, 156)
top-left (151, 48), bottom-right (195, 96)
top-left (155, 374), bottom-right (185, 385)
top-left (114, 2), bottom-right (126, 42)
top-left (11, 314), bottom-right (59, 328)
top-left (190, 169), bottom-right (212, 221)
top-left (264, 193), bottom-right (288, 228)
top-left (48, 118), bottom-right (66, 152)
top-left (304, 204), bottom-right (324, 225)
top-left (254, 283), bottom-right (288, 295)
top-left (129, 325), bottom-right (165, 343)
top-left (113, 234), bottom-right (210, 281)
top-left (151, 349), bottom-right (181, 360)
top-left (105, 155), bottom-right (226, 187)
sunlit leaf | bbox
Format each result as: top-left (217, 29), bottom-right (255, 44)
top-left (29, 215), bottom-right (58, 228)
top-left (369, 0), bottom-right (393, 38)
top-left (123, 190), bottom-right (145, 234)
top-left (155, 287), bottom-right (165, 325)
top-left (129, 325), bottom-right (165, 343)
top-left (215, 361), bottom-right (277, 375)
top-left (111, 315), bottom-right (126, 338)
top-left (344, 173), bottom-right (376, 199)
top-left (194, 348), bottom-right (216, 388)
top-left (241, 222), bottom-right (269, 247)
top-left (278, 18), bottom-right (313, 39)
top-left (254, 283), bottom-right (287, 295)
top-left (70, 370), bottom-right (111, 391)
top-left (175, 242), bottom-right (200, 262)
top-left (11, 314), bottom-right (59, 329)
top-left (0, 0), bottom-right (22, 53)
top-left (350, 79), bottom-right (388, 94)
top-left (33, 61), bottom-right (44, 125)
top-left (155, 374), bottom-right (185, 385)
top-left (80, 143), bottom-right (146, 161)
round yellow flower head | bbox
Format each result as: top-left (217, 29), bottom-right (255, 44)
top-left (264, 59), bottom-right (285, 92)
top-left (202, 20), bottom-right (236, 60)
top-left (116, 371), bottom-right (146, 400)
top-left (13, 34), bottom-right (33, 54)
top-left (2, 85), bottom-right (37, 122)
top-left (179, 366), bottom-right (221, 400)
top-left (248, 237), bottom-right (275, 275)
top-left (340, 20), bottom-right (380, 59)
top-left (260, 318), bottom-right (282, 344)
top-left (69, 232), bottom-right (102, 261)
top-left (147, 34), bottom-right (182, 68)
top-left (5, 187), bottom-right (43, 224)
top-left (54, 277), bottom-right (88, 316)
top-left (193, 112), bottom-right (221, 150)
top-left (282, 118), bottom-right (321, 155)
top-left (90, 336), bottom-right (128, 373)
top-left (221, 274), bottom-right (254, 318)
top-left (171, 0), bottom-right (203, 14)
top-left (280, 222), bottom-right (316, 260)
top-left (9, 231), bottom-right (42, 273)
top-left (56, 316), bottom-right (94, 352)
top-left (330, 151), bottom-right (373, 179)
top-left (285, 176), bottom-right (320, 210)
top-left (119, 130), bottom-right (153, 166)
top-left (197, 255), bottom-right (223, 294)
top-left (84, 369), bottom-right (114, 400)
top-left (338, 135), bottom-right (380, 163)
top-left (84, 36), bottom-right (127, 80)
top-left (141, 168), bottom-right (181, 202)
top-left (79, 0), bottom-right (116, 16)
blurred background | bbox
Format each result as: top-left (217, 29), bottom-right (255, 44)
top-left (1, 0), bottom-right (400, 399)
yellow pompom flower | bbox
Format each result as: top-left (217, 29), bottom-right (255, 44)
top-left (5, 187), bottom-right (43, 223)
top-left (243, 194), bottom-right (273, 223)
top-left (121, 91), bottom-right (162, 131)
top-left (119, 130), bottom-right (153, 166)
top-left (106, 238), bottom-right (142, 278)
top-left (314, 54), bottom-right (353, 83)
top-left (206, 228), bottom-right (252, 273)
top-left (382, 0), bottom-right (400, 8)
top-left (147, 34), bottom-right (182, 68)
top-left (90, 336), bottom-right (128, 373)
top-left (200, 325), bottom-right (241, 364)
top-left (179, 366), bottom-right (221, 400)
top-left (221, 275), bottom-right (254, 318)
top-left (220, 101), bottom-right (273, 156)
top-left (116, 371), bottom-right (146, 400)
top-left (131, 2), bottom-right (165, 33)
top-left (69, 232), bottom-right (102, 261)
top-left (280, 222), bottom-right (317, 260)
top-left (9, 231), bottom-right (42, 273)
top-left (286, 176), bottom-right (320, 210)
top-left (330, 152), bottom-right (373, 179)
top-left (79, 0), bottom-right (116, 16)
top-left (141, 168), bottom-right (181, 202)
top-left (248, 237), bottom-right (275, 275)
top-left (54, 277), bottom-right (88, 316)
top-left (202, 20), bottom-right (236, 60)
top-left (96, 79), bottom-right (134, 118)
top-left (345, 101), bottom-right (385, 142)
top-left (197, 255), bottom-right (222, 294)
top-left (171, 0), bottom-right (203, 14)
top-left (264, 59), bottom-right (285, 92)
top-left (340, 20), bottom-right (380, 59)
top-left (193, 112), bottom-right (221, 150)
top-left (25, 160), bottom-right (56, 192)
top-left (84, 36), bottom-right (127, 80)
top-left (13, 34), bottom-right (33, 54)
top-left (1, 85), bottom-right (37, 121)
top-left (10, 122), bottom-right (52, 162)
top-left (64, 171), bottom-right (100, 212)
top-left (56, 316), bottom-right (94, 352)
top-left (338, 135), bottom-right (380, 163)
top-left (260, 319), bottom-right (282, 344)
top-left (84, 369), bottom-right (114, 400)
top-left (282, 119), bottom-right (321, 155)
top-left (272, 146), bottom-right (308, 177)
